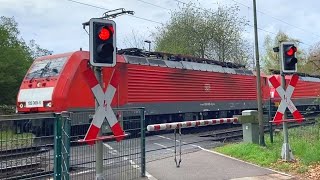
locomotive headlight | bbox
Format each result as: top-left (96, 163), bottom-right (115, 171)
top-left (46, 102), bottom-right (52, 107)
top-left (44, 101), bottom-right (52, 108)
top-left (19, 103), bottom-right (25, 108)
top-left (18, 102), bottom-right (26, 108)
top-left (37, 82), bottom-right (41, 88)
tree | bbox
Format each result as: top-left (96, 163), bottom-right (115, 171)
top-left (305, 42), bottom-right (320, 75)
top-left (261, 30), bottom-right (308, 74)
top-left (153, 3), bottom-right (251, 65)
top-left (122, 30), bottom-right (149, 50)
top-left (28, 39), bottom-right (52, 59)
top-left (0, 16), bottom-right (51, 105)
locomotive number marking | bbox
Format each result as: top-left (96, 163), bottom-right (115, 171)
top-left (26, 100), bottom-right (43, 108)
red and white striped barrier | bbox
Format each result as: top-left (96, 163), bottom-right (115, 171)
top-left (269, 74), bottom-right (304, 125)
top-left (83, 69), bottom-right (125, 145)
top-left (147, 118), bottom-right (238, 132)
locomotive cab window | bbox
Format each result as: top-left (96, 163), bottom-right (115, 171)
top-left (25, 56), bottom-right (68, 79)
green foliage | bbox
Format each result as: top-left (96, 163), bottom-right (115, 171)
top-left (290, 126), bottom-right (320, 165)
top-left (214, 125), bottom-right (320, 173)
top-left (0, 16), bottom-right (52, 105)
top-left (0, 130), bottom-right (34, 150)
top-left (306, 42), bottom-right (320, 75)
top-left (153, 2), bottom-right (251, 65)
top-left (28, 39), bottom-right (53, 59)
top-left (0, 104), bottom-right (15, 115)
top-left (215, 142), bottom-right (279, 166)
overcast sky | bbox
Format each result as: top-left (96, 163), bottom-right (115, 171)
top-left (1, 0), bottom-right (320, 57)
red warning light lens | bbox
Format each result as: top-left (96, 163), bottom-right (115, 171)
top-left (286, 46), bottom-right (297, 56)
top-left (108, 26), bottom-right (114, 34)
top-left (98, 27), bottom-right (111, 41)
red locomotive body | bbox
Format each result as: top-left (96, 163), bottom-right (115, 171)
top-left (17, 51), bottom-right (260, 117)
top-left (16, 50), bottom-right (320, 127)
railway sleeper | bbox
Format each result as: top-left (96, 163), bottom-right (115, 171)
top-left (0, 148), bottom-right (50, 160)
top-left (0, 163), bottom-right (44, 179)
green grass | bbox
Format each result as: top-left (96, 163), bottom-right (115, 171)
top-left (214, 124), bottom-right (320, 174)
top-left (0, 130), bottom-right (35, 150)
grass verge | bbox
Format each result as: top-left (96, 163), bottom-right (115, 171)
top-left (0, 130), bottom-right (35, 150)
top-left (214, 124), bottom-right (320, 175)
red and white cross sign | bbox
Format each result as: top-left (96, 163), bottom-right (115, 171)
top-left (268, 74), bottom-right (304, 125)
top-left (83, 68), bottom-right (125, 145)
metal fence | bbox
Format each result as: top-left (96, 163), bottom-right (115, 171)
top-left (55, 113), bottom-right (71, 180)
top-left (67, 107), bottom-right (146, 180)
top-left (0, 112), bottom-right (70, 180)
top-left (0, 107), bottom-right (145, 180)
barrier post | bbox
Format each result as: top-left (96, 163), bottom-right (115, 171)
top-left (269, 98), bottom-right (273, 143)
top-left (174, 126), bottom-right (182, 167)
top-left (140, 108), bottom-right (146, 177)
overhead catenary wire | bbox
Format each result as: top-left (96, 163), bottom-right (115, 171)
top-left (171, 0), bottom-right (313, 47)
top-left (67, 0), bottom-right (313, 48)
top-left (135, 0), bottom-right (314, 50)
top-left (66, 0), bottom-right (164, 25)
top-left (136, 0), bottom-right (171, 11)
top-left (230, 0), bottom-right (320, 39)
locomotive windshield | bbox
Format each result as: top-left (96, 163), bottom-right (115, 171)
top-left (25, 56), bottom-right (68, 79)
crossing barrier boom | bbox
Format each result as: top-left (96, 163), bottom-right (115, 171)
top-left (147, 117), bottom-right (239, 132)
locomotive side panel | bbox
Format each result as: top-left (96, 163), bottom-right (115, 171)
top-left (124, 63), bottom-right (258, 115)
top-left (293, 81), bottom-right (320, 98)
top-left (268, 75), bottom-right (320, 111)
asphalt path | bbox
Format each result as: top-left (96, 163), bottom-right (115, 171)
top-left (145, 132), bottom-right (223, 162)
top-left (65, 132), bottom-right (223, 179)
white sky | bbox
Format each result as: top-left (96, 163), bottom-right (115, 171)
top-left (1, 0), bottom-right (320, 57)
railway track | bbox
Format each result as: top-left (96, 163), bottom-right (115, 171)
top-left (199, 118), bottom-right (317, 142)
top-left (0, 146), bottom-right (52, 179)
top-left (0, 116), bottom-right (317, 179)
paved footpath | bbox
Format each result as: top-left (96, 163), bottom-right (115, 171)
top-left (143, 149), bottom-right (295, 180)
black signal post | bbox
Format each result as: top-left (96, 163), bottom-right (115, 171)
top-left (89, 18), bottom-right (116, 67)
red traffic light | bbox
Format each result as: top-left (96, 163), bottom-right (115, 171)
top-left (286, 46), bottom-right (297, 56)
top-left (98, 26), bottom-right (113, 41)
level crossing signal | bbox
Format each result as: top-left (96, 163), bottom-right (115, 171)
top-left (280, 42), bottom-right (298, 73)
top-left (89, 18), bottom-right (116, 67)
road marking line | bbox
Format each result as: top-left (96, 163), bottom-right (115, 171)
top-left (156, 135), bottom-right (172, 141)
top-left (103, 143), bottom-right (114, 150)
top-left (71, 169), bottom-right (95, 176)
top-left (156, 135), bottom-right (199, 148)
top-left (153, 143), bottom-right (174, 152)
top-left (103, 143), bottom-right (157, 180)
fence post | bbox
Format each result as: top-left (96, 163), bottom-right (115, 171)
top-left (140, 108), bottom-right (146, 177)
top-left (63, 115), bottom-right (71, 180)
top-left (269, 98), bottom-right (273, 143)
top-left (54, 113), bottom-right (62, 180)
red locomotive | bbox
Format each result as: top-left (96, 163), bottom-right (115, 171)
top-left (16, 49), bottom-right (320, 134)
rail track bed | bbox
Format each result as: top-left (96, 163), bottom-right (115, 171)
top-left (198, 118), bottom-right (317, 142)
top-left (0, 146), bottom-right (52, 179)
